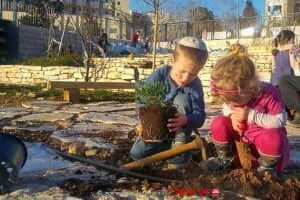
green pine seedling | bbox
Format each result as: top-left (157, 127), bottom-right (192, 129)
top-left (136, 81), bottom-right (169, 106)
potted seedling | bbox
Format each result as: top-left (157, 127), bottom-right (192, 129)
top-left (136, 81), bottom-right (177, 142)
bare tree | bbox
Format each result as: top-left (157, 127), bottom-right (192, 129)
top-left (218, 0), bottom-right (240, 38)
top-left (68, 0), bottom-right (108, 82)
top-left (141, 0), bottom-right (169, 70)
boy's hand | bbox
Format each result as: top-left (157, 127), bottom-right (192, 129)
top-left (167, 112), bottom-right (188, 133)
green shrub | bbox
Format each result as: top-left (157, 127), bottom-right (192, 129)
top-left (1, 55), bottom-right (84, 67)
top-left (21, 55), bottom-right (84, 67)
top-left (36, 89), bottom-right (62, 98)
top-left (81, 89), bottom-right (135, 102)
top-left (0, 84), bottom-right (43, 96)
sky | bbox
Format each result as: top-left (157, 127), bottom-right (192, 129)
top-left (129, 0), bottom-right (266, 17)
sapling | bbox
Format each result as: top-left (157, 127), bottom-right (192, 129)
top-left (135, 81), bottom-right (177, 142)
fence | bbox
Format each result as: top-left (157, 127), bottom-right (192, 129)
top-left (154, 13), bottom-right (300, 41)
top-left (1, 1), bottom-right (300, 42)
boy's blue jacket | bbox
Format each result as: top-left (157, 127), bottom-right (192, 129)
top-left (146, 65), bottom-right (206, 129)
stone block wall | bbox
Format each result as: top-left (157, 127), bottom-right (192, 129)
top-left (0, 50), bottom-right (272, 102)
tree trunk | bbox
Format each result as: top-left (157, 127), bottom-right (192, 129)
top-left (152, 0), bottom-right (159, 71)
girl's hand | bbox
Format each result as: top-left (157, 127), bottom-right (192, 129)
top-left (167, 112), bottom-right (188, 133)
top-left (232, 106), bottom-right (249, 122)
top-left (289, 46), bottom-right (300, 71)
top-left (230, 114), bottom-right (244, 135)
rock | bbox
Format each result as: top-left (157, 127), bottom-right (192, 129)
top-left (13, 113), bottom-right (74, 125)
top-left (0, 108), bottom-right (29, 122)
top-left (27, 92), bottom-right (36, 98)
top-left (50, 129), bottom-right (119, 152)
top-left (15, 92), bottom-right (22, 97)
top-left (66, 122), bottom-right (132, 135)
top-left (78, 113), bottom-right (138, 126)
top-left (116, 177), bottom-right (130, 184)
top-left (85, 149), bottom-right (99, 157)
top-left (68, 142), bottom-right (85, 156)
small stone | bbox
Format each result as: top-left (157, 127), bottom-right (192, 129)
top-left (37, 97), bottom-right (44, 101)
top-left (112, 140), bottom-right (118, 145)
top-left (15, 92), bottom-right (22, 97)
top-left (116, 177), bottom-right (129, 184)
top-left (74, 169), bottom-right (83, 175)
top-left (85, 149), bottom-right (99, 157)
top-left (27, 92), bottom-right (36, 98)
top-left (68, 142), bottom-right (85, 156)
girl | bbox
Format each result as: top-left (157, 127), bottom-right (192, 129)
top-left (271, 29), bottom-right (296, 87)
top-left (207, 46), bottom-right (290, 175)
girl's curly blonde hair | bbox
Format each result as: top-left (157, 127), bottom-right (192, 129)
top-left (211, 44), bottom-right (261, 104)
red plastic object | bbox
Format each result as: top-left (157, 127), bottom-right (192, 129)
top-left (173, 188), bottom-right (196, 196)
top-left (174, 187), bottom-right (220, 197)
top-left (199, 188), bottom-right (220, 197)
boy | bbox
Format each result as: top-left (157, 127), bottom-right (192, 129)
top-left (130, 37), bottom-right (208, 169)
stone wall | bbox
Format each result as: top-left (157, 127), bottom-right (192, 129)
top-left (0, 50), bottom-right (272, 102)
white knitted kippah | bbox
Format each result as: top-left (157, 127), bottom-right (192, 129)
top-left (177, 36), bottom-right (207, 51)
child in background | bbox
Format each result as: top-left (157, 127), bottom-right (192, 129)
top-left (204, 45), bottom-right (289, 175)
top-left (275, 30), bottom-right (300, 127)
top-left (271, 30), bottom-right (296, 87)
top-left (131, 31), bottom-right (141, 48)
top-left (130, 37), bottom-right (208, 169)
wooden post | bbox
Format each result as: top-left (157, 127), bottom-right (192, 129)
top-left (13, 0), bottom-right (17, 24)
top-left (152, 0), bottom-right (159, 71)
top-left (64, 88), bottom-right (80, 103)
top-left (164, 23), bottom-right (167, 41)
top-left (0, 0), bottom-right (3, 19)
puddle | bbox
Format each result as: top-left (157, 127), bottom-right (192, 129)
top-left (21, 143), bottom-right (75, 175)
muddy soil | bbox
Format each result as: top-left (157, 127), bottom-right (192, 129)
top-left (51, 133), bottom-right (300, 200)
top-left (1, 98), bottom-right (299, 199)
top-left (59, 178), bottom-right (112, 199)
top-left (139, 104), bottom-right (177, 142)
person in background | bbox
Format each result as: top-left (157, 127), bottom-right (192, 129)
top-left (271, 30), bottom-right (300, 125)
top-left (271, 30), bottom-right (296, 87)
top-left (278, 46), bottom-right (300, 127)
top-left (98, 33), bottom-right (111, 55)
top-left (131, 31), bottom-right (141, 48)
top-left (144, 38), bottom-right (150, 53)
top-left (66, 44), bottom-right (73, 55)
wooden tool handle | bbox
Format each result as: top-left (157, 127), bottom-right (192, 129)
top-left (122, 137), bottom-right (203, 169)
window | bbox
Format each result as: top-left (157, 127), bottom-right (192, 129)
top-left (109, 28), bottom-right (117, 33)
top-left (268, 5), bottom-right (282, 15)
top-left (296, 3), bottom-right (300, 13)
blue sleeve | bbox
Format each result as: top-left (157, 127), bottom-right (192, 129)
top-left (186, 82), bottom-right (206, 129)
top-left (146, 67), bottom-right (165, 84)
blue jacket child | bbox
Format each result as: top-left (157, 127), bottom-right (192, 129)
top-left (130, 37), bottom-right (208, 169)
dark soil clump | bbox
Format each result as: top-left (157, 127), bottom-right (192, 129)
top-left (59, 178), bottom-right (112, 199)
top-left (139, 104), bottom-right (177, 142)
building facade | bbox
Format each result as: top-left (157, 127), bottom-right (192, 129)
top-left (265, 0), bottom-right (300, 17)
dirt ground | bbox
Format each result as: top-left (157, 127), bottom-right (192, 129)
top-left (48, 132), bottom-right (300, 200)
top-left (1, 98), bottom-right (300, 200)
